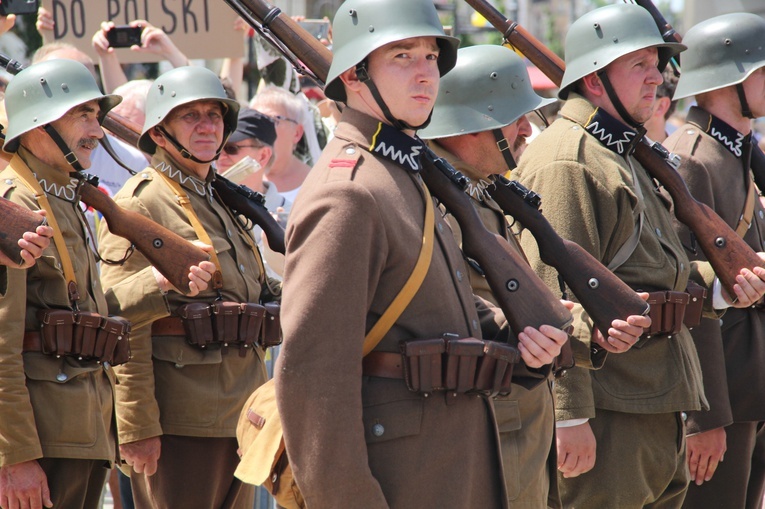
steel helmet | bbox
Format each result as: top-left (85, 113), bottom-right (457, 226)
top-left (673, 13), bottom-right (765, 100)
top-left (558, 3), bottom-right (685, 100)
top-left (140, 66), bottom-right (240, 154)
top-left (419, 45), bottom-right (557, 139)
top-left (324, 0), bottom-right (460, 102)
top-left (3, 59), bottom-right (121, 153)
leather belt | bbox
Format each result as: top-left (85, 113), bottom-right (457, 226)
top-left (362, 352), bottom-right (404, 380)
top-left (152, 317), bottom-right (186, 337)
top-left (22, 331), bottom-right (42, 352)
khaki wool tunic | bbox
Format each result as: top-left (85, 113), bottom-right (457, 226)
top-left (514, 95), bottom-right (709, 421)
top-left (97, 149), bottom-right (267, 443)
top-left (0, 148), bottom-right (115, 466)
top-left (276, 108), bottom-right (506, 509)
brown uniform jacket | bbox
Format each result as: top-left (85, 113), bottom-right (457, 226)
top-left (98, 149), bottom-right (267, 443)
top-left (0, 148), bottom-right (115, 466)
top-left (276, 108), bottom-right (506, 509)
top-left (665, 114), bottom-right (765, 432)
top-left (430, 142), bottom-right (560, 508)
top-left (515, 95), bottom-right (710, 421)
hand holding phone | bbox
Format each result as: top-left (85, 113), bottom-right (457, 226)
top-left (106, 25), bottom-right (143, 48)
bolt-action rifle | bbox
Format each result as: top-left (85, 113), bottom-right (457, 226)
top-left (0, 57), bottom-right (209, 293)
top-left (465, 0), bottom-right (765, 299)
top-left (220, 0), bottom-right (667, 342)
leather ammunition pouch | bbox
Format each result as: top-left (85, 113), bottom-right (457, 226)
top-left (158, 301), bottom-right (279, 353)
top-left (643, 284), bottom-right (707, 337)
top-left (365, 338), bottom-right (521, 396)
top-left (32, 309), bottom-right (131, 365)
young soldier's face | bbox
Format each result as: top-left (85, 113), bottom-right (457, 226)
top-left (364, 37), bottom-right (441, 128)
top-left (602, 47), bottom-right (663, 124)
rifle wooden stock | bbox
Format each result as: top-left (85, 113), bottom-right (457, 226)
top-left (77, 177), bottom-right (209, 293)
top-left (0, 199), bottom-right (46, 265)
top-left (421, 151), bottom-right (572, 334)
top-left (211, 174), bottom-right (286, 254)
top-left (465, 0), bottom-right (765, 296)
top-left (488, 176), bottom-right (648, 337)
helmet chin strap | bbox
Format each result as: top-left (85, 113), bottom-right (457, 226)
top-left (736, 83), bottom-right (755, 119)
top-left (355, 61), bottom-right (433, 131)
top-left (43, 124), bottom-right (85, 173)
top-left (155, 125), bottom-right (225, 164)
top-left (596, 69), bottom-right (643, 130)
top-left (492, 128), bottom-right (517, 171)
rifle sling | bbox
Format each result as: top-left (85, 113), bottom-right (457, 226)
top-left (363, 180), bottom-right (434, 354)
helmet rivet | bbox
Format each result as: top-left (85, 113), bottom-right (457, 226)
top-left (724, 38), bottom-right (732, 45)
top-left (490, 72), bottom-right (498, 79)
top-left (613, 37), bottom-right (618, 43)
top-left (511, 82), bottom-right (518, 89)
top-left (487, 105), bottom-right (493, 111)
top-left (157, 84), bottom-right (164, 91)
top-left (39, 78), bottom-right (46, 84)
top-left (593, 23), bottom-right (599, 28)
top-left (171, 91), bottom-right (176, 97)
top-left (349, 9), bottom-right (356, 15)
top-left (61, 83), bottom-right (68, 91)
top-left (33, 117), bottom-right (37, 122)
top-left (368, 25), bottom-right (374, 32)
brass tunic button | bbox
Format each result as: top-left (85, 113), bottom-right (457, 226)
top-left (345, 147), bottom-right (356, 155)
top-left (372, 423), bottom-right (384, 437)
top-left (681, 411), bottom-right (688, 422)
top-left (655, 227), bottom-right (662, 238)
top-left (239, 264), bottom-right (246, 273)
top-left (437, 223), bottom-right (444, 233)
top-left (174, 363), bottom-right (184, 369)
top-left (227, 229), bottom-right (233, 238)
top-left (456, 270), bottom-right (463, 281)
top-left (4, 179), bottom-right (12, 185)
top-left (56, 373), bottom-right (68, 382)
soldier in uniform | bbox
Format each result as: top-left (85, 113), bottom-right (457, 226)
top-left (98, 66), bottom-right (272, 509)
top-left (418, 44), bottom-right (650, 508)
top-left (513, 4), bottom-right (765, 508)
top-left (275, 0), bottom-right (574, 507)
top-left (662, 13), bottom-right (765, 509)
top-left (0, 59), bottom-right (207, 509)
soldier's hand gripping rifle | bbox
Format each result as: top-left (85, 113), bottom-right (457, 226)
top-left (465, 0), bottom-right (765, 299)
top-left (0, 57), bottom-right (209, 293)
top-left (627, 0), bottom-right (765, 213)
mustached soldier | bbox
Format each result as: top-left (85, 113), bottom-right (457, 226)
top-left (664, 13), bottom-right (765, 509)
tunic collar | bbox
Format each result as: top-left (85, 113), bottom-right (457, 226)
top-left (686, 106), bottom-right (751, 160)
top-left (15, 146), bottom-right (81, 203)
top-left (562, 94), bottom-right (643, 157)
top-left (151, 148), bottom-right (214, 197)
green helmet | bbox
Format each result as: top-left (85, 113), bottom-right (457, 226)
top-left (3, 59), bottom-right (121, 153)
top-left (324, 0), bottom-right (460, 102)
top-left (419, 45), bottom-right (557, 139)
top-left (139, 66), bottom-right (239, 154)
top-left (673, 13), bottom-right (765, 100)
top-left (559, 4), bottom-right (685, 100)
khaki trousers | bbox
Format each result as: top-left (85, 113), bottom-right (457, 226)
top-left (129, 435), bottom-right (254, 509)
top-left (36, 457), bottom-right (109, 509)
top-left (558, 410), bottom-right (689, 509)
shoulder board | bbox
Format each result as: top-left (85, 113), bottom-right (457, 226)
top-left (326, 144), bottom-right (362, 182)
top-left (664, 125), bottom-right (702, 157)
top-left (0, 174), bottom-right (18, 199)
top-left (120, 169), bottom-right (155, 197)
